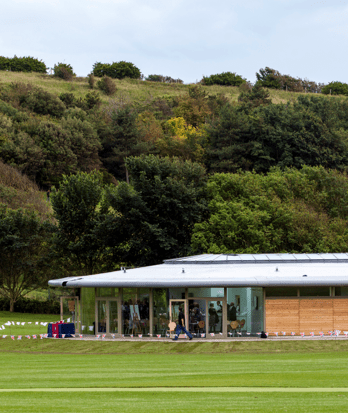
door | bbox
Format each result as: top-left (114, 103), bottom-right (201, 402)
top-left (60, 296), bottom-right (80, 334)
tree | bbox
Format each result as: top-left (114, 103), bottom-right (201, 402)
top-left (51, 171), bottom-right (112, 276)
top-left (191, 168), bottom-right (348, 255)
top-left (238, 83), bottom-right (272, 111)
top-left (105, 155), bottom-right (207, 266)
top-left (322, 82), bottom-right (348, 96)
top-left (0, 206), bottom-right (54, 312)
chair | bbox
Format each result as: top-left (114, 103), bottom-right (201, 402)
top-left (198, 320), bottom-right (205, 336)
top-left (230, 320), bottom-right (239, 336)
top-left (167, 321), bottom-right (177, 338)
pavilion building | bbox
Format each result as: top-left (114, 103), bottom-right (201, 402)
top-left (48, 253), bottom-right (348, 338)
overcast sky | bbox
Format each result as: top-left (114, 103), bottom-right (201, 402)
top-left (1, 0), bottom-right (347, 84)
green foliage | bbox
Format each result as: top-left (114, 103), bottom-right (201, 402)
top-left (206, 98), bottom-right (348, 173)
top-left (145, 74), bottom-right (183, 84)
top-left (238, 83), bottom-right (272, 110)
top-left (105, 155), bottom-right (207, 266)
top-left (84, 91), bottom-right (101, 110)
top-left (322, 81), bottom-right (348, 96)
top-left (97, 76), bottom-right (117, 95)
top-left (0, 297), bottom-right (59, 313)
top-left (256, 67), bottom-right (323, 93)
top-left (92, 61), bottom-right (141, 79)
top-left (191, 167), bottom-right (348, 254)
top-left (51, 171), bottom-right (111, 275)
top-left (88, 73), bottom-right (95, 89)
top-left (8, 83), bottom-right (66, 117)
top-left (0, 206), bottom-right (55, 311)
top-left (202, 72), bottom-right (246, 86)
top-left (53, 63), bottom-right (75, 80)
top-left (0, 56), bottom-right (47, 73)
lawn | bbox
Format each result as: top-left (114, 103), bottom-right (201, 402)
top-left (2, 323), bottom-right (348, 412)
top-left (0, 311), bottom-right (59, 336)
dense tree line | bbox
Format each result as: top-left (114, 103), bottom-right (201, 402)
top-left (1, 74), bottom-right (348, 311)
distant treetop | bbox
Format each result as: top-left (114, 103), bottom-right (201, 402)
top-left (92, 61), bottom-right (141, 79)
top-left (0, 56), bottom-right (47, 73)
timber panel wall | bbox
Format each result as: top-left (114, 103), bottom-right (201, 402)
top-left (265, 299), bottom-right (299, 334)
top-left (266, 298), bottom-right (348, 335)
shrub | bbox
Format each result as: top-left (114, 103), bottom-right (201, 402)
top-left (145, 74), bottom-right (183, 84)
top-left (0, 56), bottom-right (47, 73)
top-left (85, 91), bottom-right (101, 109)
top-left (322, 81), bottom-right (348, 96)
top-left (0, 297), bottom-right (59, 314)
top-left (97, 76), bottom-right (117, 95)
top-left (59, 92), bottom-right (76, 108)
top-left (92, 61), bottom-right (141, 79)
top-left (202, 72), bottom-right (246, 86)
top-left (8, 83), bottom-right (66, 117)
top-left (53, 63), bottom-right (75, 80)
top-left (88, 73), bottom-right (95, 89)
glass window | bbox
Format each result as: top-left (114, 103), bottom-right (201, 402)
top-left (122, 288), bottom-right (150, 336)
top-left (80, 288), bottom-right (95, 335)
top-left (266, 287), bottom-right (298, 297)
top-left (188, 288), bottom-right (224, 298)
top-left (335, 287), bottom-right (348, 296)
top-left (96, 288), bottom-right (119, 297)
top-left (299, 287), bottom-right (330, 297)
top-left (226, 287), bottom-right (264, 337)
top-left (153, 288), bottom-right (169, 337)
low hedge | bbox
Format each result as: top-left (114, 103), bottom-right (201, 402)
top-left (0, 297), bottom-right (60, 314)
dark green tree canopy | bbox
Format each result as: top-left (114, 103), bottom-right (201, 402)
top-left (105, 155), bottom-right (208, 266)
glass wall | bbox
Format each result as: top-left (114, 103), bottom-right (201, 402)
top-left (226, 287), bottom-right (264, 336)
top-left (122, 288), bottom-right (150, 335)
top-left (153, 288), bottom-right (169, 337)
top-left (80, 288), bottom-right (95, 335)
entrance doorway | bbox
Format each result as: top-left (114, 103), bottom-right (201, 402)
top-left (95, 299), bottom-right (118, 335)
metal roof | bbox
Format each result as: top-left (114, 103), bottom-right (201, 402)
top-left (48, 253), bottom-right (348, 288)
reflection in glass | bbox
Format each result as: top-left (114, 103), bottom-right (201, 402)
top-left (81, 288), bottom-right (95, 335)
top-left (97, 300), bottom-right (106, 333)
top-left (153, 288), bottom-right (169, 337)
top-left (189, 299), bottom-right (206, 337)
top-left (226, 287), bottom-right (263, 337)
top-left (109, 301), bottom-right (118, 334)
top-left (208, 301), bottom-right (222, 334)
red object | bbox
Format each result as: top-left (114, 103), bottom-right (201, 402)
top-left (58, 321), bottom-right (64, 324)
top-left (52, 323), bottom-right (60, 337)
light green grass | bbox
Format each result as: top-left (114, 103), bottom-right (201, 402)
top-left (1, 71), bottom-right (344, 107)
top-left (1, 391), bottom-right (347, 413)
top-left (0, 311), bottom-right (58, 336)
top-left (1, 341), bottom-right (348, 412)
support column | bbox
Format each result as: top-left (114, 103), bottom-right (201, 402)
top-left (149, 288), bottom-right (153, 337)
top-left (118, 288), bottom-right (123, 337)
top-left (94, 288), bottom-right (98, 336)
top-left (222, 287), bottom-right (228, 338)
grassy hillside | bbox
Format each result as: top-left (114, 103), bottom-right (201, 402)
top-left (0, 160), bottom-right (52, 220)
top-left (0, 71), bottom-right (342, 106)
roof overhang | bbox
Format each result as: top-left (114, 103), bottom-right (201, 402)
top-left (48, 253), bottom-right (348, 288)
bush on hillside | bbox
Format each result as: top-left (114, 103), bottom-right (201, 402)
top-left (97, 76), bottom-right (117, 95)
top-left (322, 81), bottom-right (348, 96)
top-left (53, 63), bottom-right (75, 80)
top-left (202, 72), bottom-right (246, 86)
top-left (145, 74), bottom-right (183, 84)
top-left (88, 73), bottom-right (95, 89)
top-left (256, 67), bottom-right (323, 93)
top-left (92, 61), bottom-right (141, 79)
top-left (0, 56), bottom-right (47, 73)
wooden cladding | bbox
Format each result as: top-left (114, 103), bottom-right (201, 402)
top-left (265, 298), bottom-right (348, 335)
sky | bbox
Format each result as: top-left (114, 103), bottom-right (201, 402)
top-left (1, 0), bottom-right (348, 84)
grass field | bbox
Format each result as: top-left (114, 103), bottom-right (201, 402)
top-left (0, 311), bottom-right (59, 336)
top-left (1, 337), bottom-right (348, 412)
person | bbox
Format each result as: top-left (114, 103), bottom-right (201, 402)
top-left (172, 307), bottom-right (193, 340)
top-left (229, 302), bottom-right (237, 321)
